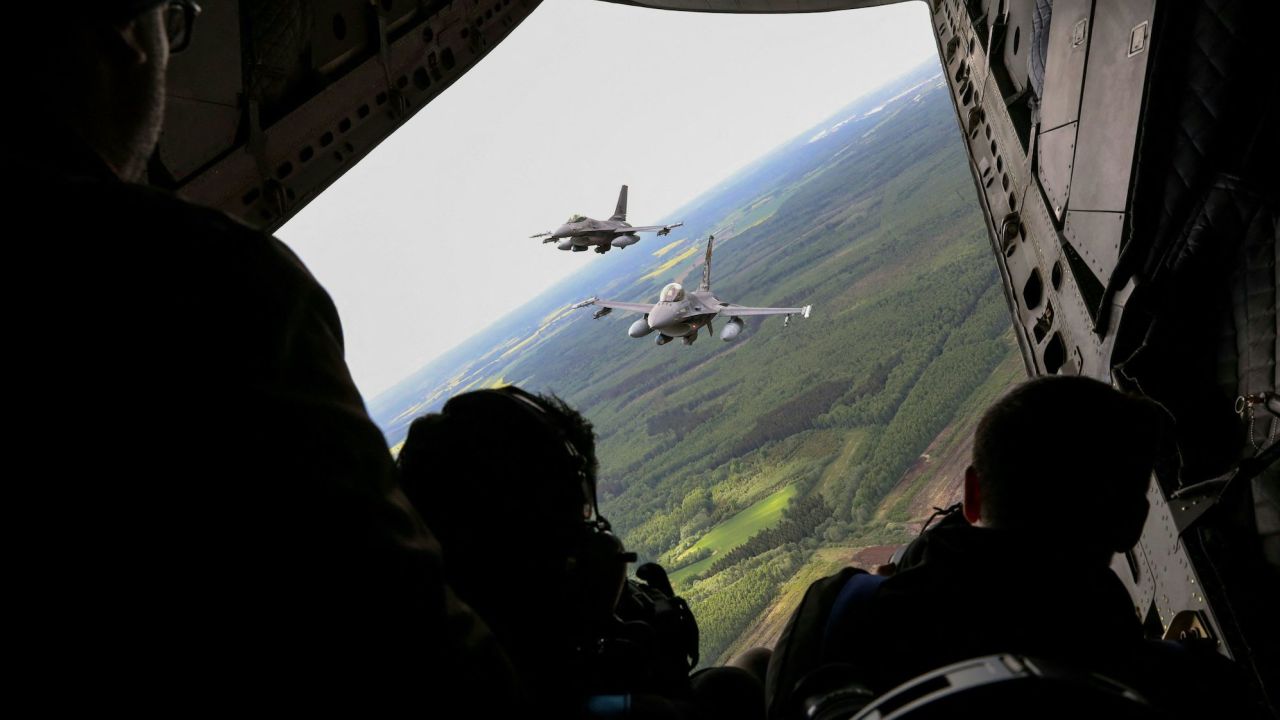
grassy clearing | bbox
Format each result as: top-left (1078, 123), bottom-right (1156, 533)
top-left (642, 243), bottom-right (702, 281)
top-left (816, 428), bottom-right (869, 498)
top-left (652, 237), bottom-right (688, 257)
top-left (670, 483), bottom-right (798, 586)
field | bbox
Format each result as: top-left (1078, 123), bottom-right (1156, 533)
top-left (669, 483), bottom-right (798, 585)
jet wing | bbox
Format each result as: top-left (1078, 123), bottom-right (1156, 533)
top-left (588, 299), bottom-right (655, 314)
top-left (553, 227), bottom-right (611, 238)
top-left (612, 223), bottom-right (684, 235)
top-left (572, 297), bottom-right (653, 314)
top-left (717, 304), bottom-right (812, 318)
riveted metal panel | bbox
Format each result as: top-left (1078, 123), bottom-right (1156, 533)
top-left (1064, 210), bottom-right (1125, 282)
top-left (1069, 0), bottom-right (1157, 212)
top-left (1037, 122), bottom-right (1076, 220)
top-left (1038, 0), bottom-right (1091, 131)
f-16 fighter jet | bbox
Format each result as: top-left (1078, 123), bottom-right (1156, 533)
top-left (530, 185), bottom-right (683, 254)
top-left (573, 234), bottom-right (811, 345)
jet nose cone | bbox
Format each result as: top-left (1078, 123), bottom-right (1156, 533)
top-left (648, 306), bottom-right (674, 330)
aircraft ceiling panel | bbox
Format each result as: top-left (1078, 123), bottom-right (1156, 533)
top-left (1037, 0), bottom-right (1090, 132)
top-left (1067, 0), bottom-right (1156, 214)
top-left (158, 0), bottom-right (544, 231)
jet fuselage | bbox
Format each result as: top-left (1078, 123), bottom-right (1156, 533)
top-left (551, 218), bottom-right (642, 250)
top-left (646, 289), bottom-right (720, 337)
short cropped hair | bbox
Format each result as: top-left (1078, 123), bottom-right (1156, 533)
top-left (972, 376), bottom-right (1168, 549)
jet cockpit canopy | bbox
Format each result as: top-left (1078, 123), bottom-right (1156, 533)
top-left (567, 214), bottom-right (587, 223)
top-left (660, 283), bottom-right (685, 302)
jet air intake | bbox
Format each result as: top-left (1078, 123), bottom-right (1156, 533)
top-left (611, 234), bottom-right (640, 248)
top-left (556, 238), bottom-right (575, 251)
top-left (721, 316), bottom-right (744, 341)
top-left (629, 317), bottom-right (654, 338)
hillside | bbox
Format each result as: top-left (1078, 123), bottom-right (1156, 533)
top-left (370, 58), bottom-right (1025, 665)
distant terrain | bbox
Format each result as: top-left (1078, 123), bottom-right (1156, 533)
top-left (370, 58), bottom-right (1024, 665)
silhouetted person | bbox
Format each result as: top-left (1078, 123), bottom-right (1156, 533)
top-left (13, 2), bottom-right (516, 706)
top-left (399, 387), bottom-right (647, 712)
top-left (767, 376), bottom-right (1254, 719)
top-left (399, 386), bottom-right (765, 719)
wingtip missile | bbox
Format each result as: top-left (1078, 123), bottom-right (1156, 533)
top-left (657, 222), bottom-right (684, 237)
top-left (570, 297), bottom-right (597, 310)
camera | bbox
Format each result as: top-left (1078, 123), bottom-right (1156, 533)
top-left (579, 561), bottom-right (701, 699)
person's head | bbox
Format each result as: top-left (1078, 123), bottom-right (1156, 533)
top-left (963, 376), bottom-right (1168, 559)
top-left (28, 2), bottom-right (199, 181)
top-left (397, 386), bottom-right (622, 624)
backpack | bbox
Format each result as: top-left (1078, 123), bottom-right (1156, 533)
top-left (765, 567), bottom-right (887, 720)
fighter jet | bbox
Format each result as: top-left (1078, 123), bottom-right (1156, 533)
top-left (573, 234), bottom-right (811, 345)
top-left (530, 185), bottom-right (684, 254)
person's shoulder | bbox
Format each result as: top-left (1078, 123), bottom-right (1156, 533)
top-left (802, 566), bottom-right (867, 594)
top-left (121, 185), bottom-right (337, 323)
top-left (75, 182), bottom-right (342, 339)
top-left (129, 185), bottom-right (312, 276)
top-left (45, 176), bottom-right (308, 278)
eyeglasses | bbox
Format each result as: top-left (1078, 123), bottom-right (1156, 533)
top-left (163, 0), bottom-right (202, 53)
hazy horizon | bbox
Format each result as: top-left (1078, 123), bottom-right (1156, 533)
top-left (279, 0), bottom-right (937, 397)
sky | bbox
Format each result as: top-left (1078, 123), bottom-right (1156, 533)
top-left (279, 0), bottom-right (937, 399)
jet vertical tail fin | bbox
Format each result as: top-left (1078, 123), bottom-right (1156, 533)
top-left (610, 185), bottom-right (628, 221)
top-left (700, 234), bottom-right (714, 291)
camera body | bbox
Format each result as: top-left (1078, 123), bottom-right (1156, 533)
top-left (578, 561), bottom-right (700, 700)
